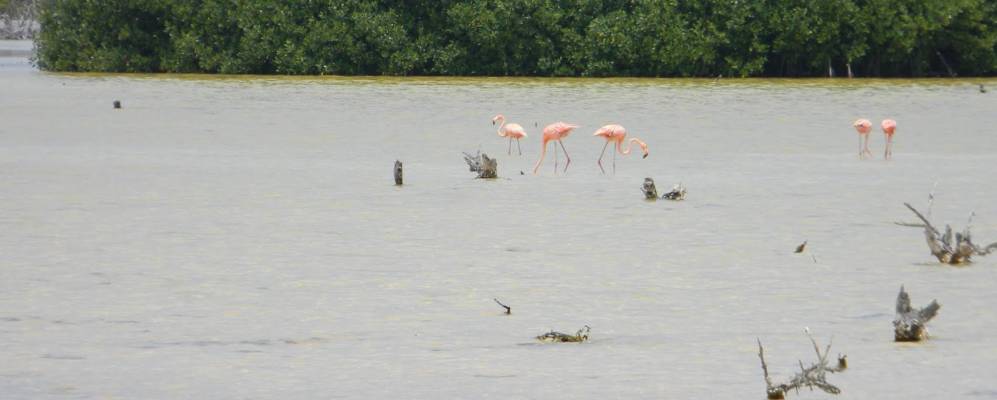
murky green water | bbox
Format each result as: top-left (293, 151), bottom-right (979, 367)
top-left (3, 43), bottom-right (997, 398)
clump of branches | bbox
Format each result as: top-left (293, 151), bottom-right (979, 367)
top-left (536, 325), bottom-right (590, 343)
top-left (0, 0), bottom-right (39, 40)
top-left (757, 331), bottom-right (848, 399)
top-left (896, 189), bottom-right (997, 264)
top-left (893, 285), bottom-right (940, 342)
top-left (462, 151), bottom-right (497, 179)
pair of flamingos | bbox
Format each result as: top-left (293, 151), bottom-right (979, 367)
top-left (853, 118), bottom-right (897, 160)
top-left (492, 114), bottom-right (648, 175)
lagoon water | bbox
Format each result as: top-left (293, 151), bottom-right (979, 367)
top-left (3, 43), bottom-right (997, 398)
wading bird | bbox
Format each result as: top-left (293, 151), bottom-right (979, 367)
top-left (592, 124), bottom-right (648, 175)
top-left (533, 122), bottom-right (579, 174)
top-left (853, 119), bottom-right (873, 159)
top-left (881, 119), bottom-right (896, 160)
top-left (492, 114), bottom-right (527, 155)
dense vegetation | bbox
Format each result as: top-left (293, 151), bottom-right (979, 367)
top-left (34, 0), bottom-right (997, 77)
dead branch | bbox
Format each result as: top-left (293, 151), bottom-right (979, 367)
top-left (901, 202), bottom-right (996, 264)
top-left (894, 286), bottom-right (940, 342)
top-left (493, 298), bottom-right (510, 314)
top-left (536, 325), bottom-right (590, 343)
top-left (757, 331), bottom-right (847, 399)
top-left (462, 151), bottom-right (497, 179)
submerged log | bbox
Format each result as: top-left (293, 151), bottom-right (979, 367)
top-left (642, 178), bottom-right (658, 200)
top-left (662, 183), bottom-right (687, 200)
top-left (536, 325), bottom-right (590, 343)
top-left (462, 151), bottom-right (498, 179)
top-left (758, 332), bottom-right (848, 399)
top-left (900, 202), bottom-right (997, 264)
top-left (393, 160), bottom-right (403, 185)
top-left (893, 286), bottom-right (940, 342)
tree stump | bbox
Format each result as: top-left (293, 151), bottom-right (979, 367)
top-left (893, 286), bottom-right (940, 342)
top-left (393, 160), bottom-right (403, 185)
top-left (642, 178), bottom-right (658, 200)
top-left (462, 151), bottom-right (498, 179)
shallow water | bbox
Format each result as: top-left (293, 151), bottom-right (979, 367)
top-left (3, 44), bottom-right (997, 398)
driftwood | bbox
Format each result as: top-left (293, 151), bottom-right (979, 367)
top-left (662, 183), bottom-right (686, 200)
top-left (757, 332), bottom-right (847, 399)
top-left (536, 325), bottom-right (590, 343)
top-left (462, 151), bottom-right (497, 179)
top-left (900, 202), bottom-right (997, 264)
top-left (893, 286), bottom-right (940, 342)
top-left (393, 160), bottom-right (403, 185)
top-left (493, 298), bottom-right (511, 315)
top-left (642, 178), bottom-right (658, 200)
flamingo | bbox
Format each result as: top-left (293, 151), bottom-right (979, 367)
top-left (533, 121), bottom-right (580, 175)
top-left (592, 124), bottom-right (648, 175)
top-left (492, 114), bottom-right (528, 155)
top-left (853, 119), bottom-right (872, 159)
top-left (881, 119), bottom-right (896, 160)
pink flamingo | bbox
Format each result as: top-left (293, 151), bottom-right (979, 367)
top-left (881, 119), bottom-right (896, 160)
top-left (492, 114), bottom-right (528, 155)
top-left (853, 119), bottom-right (873, 159)
top-left (592, 124), bottom-right (649, 174)
top-left (533, 122), bottom-right (580, 174)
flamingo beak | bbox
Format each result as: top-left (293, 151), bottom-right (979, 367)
top-left (642, 152), bottom-right (648, 159)
top-left (492, 120), bottom-right (495, 125)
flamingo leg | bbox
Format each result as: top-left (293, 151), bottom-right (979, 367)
top-left (597, 141), bottom-right (610, 174)
top-left (516, 139), bottom-right (522, 156)
top-left (558, 139), bottom-right (571, 173)
top-left (885, 135), bottom-right (893, 160)
top-left (553, 141), bottom-right (558, 174)
top-left (858, 134), bottom-right (863, 159)
top-left (862, 134), bottom-right (872, 159)
top-left (612, 142), bottom-right (617, 175)
top-left (508, 137), bottom-right (512, 155)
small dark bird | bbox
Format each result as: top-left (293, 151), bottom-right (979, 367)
top-left (113, 100), bottom-right (121, 109)
top-left (980, 84), bottom-right (987, 93)
top-left (795, 240), bottom-right (808, 253)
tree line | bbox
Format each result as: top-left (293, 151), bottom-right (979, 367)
top-left (33, 0), bottom-right (997, 77)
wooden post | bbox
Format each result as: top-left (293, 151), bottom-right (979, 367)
top-left (393, 160), bottom-right (403, 185)
top-left (893, 286), bottom-right (940, 342)
top-left (642, 178), bottom-right (658, 200)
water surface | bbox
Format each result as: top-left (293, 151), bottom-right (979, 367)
top-left (3, 45), bottom-right (997, 398)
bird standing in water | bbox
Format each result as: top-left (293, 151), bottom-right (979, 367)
top-left (592, 124), bottom-right (649, 175)
top-left (853, 119), bottom-right (873, 159)
top-left (533, 122), bottom-right (579, 174)
top-left (492, 114), bottom-right (527, 155)
top-left (881, 119), bottom-right (897, 160)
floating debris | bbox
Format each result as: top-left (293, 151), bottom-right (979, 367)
top-left (536, 325), bottom-right (590, 343)
top-left (661, 183), bottom-right (686, 200)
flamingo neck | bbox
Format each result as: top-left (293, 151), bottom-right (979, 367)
top-left (618, 138), bottom-right (645, 155)
top-left (532, 138), bottom-right (549, 174)
top-left (496, 118), bottom-right (508, 137)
